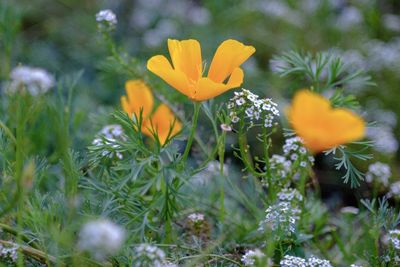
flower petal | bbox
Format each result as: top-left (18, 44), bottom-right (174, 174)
top-left (147, 55), bottom-right (193, 98)
top-left (124, 80), bottom-right (154, 119)
top-left (193, 72), bottom-right (242, 101)
top-left (120, 95), bottom-right (132, 116)
top-left (168, 39), bottom-right (203, 81)
top-left (287, 90), bottom-right (365, 152)
top-left (146, 104), bottom-right (182, 145)
top-left (208, 39), bottom-right (255, 83)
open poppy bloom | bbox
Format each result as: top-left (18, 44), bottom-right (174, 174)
top-left (121, 80), bottom-right (182, 145)
top-left (287, 90), bottom-right (365, 153)
top-left (147, 39), bottom-right (256, 101)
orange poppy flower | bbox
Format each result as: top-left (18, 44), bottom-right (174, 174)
top-left (287, 90), bottom-right (365, 153)
top-left (121, 80), bottom-right (182, 145)
top-left (147, 39), bottom-right (255, 101)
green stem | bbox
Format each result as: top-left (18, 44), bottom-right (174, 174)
top-left (238, 125), bottom-right (263, 177)
top-left (182, 102), bottom-right (201, 162)
top-left (15, 95), bottom-right (25, 267)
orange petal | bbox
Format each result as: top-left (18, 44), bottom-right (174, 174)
top-left (168, 39), bottom-right (203, 82)
top-left (124, 80), bottom-right (154, 119)
top-left (208, 39), bottom-right (255, 83)
top-left (287, 90), bottom-right (365, 152)
top-left (120, 95), bottom-right (132, 116)
top-left (146, 104), bottom-right (182, 145)
top-left (147, 55), bottom-right (194, 98)
top-left (193, 69), bottom-right (243, 101)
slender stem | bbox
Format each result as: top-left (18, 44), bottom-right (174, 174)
top-left (15, 95), bottom-right (25, 267)
top-left (182, 102), bottom-right (201, 162)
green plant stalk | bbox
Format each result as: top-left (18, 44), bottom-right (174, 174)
top-left (237, 123), bottom-right (263, 177)
top-left (218, 133), bottom-right (226, 225)
top-left (182, 102), bottom-right (201, 162)
top-left (15, 95), bottom-right (25, 267)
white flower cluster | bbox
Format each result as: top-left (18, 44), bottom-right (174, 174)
top-left (258, 201), bottom-right (301, 235)
top-left (241, 249), bottom-right (265, 266)
top-left (96, 9), bottom-right (117, 28)
top-left (389, 230), bottom-right (400, 250)
top-left (227, 89), bottom-right (279, 128)
top-left (133, 244), bottom-right (173, 267)
top-left (259, 187), bottom-right (303, 235)
top-left (277, 188), bottom-right (303, 202)
top-left (78, 219), bottom-right (125, 260)
top-left (0, 244), bottom-right (18, 263)
top-left (280, 255), bottom-right (332, 267)
top-left (283, 137), bottom-right (314, 168)
top-left (187, 213), bottom-right (205, 223)
top-left (269, 154), bottom-right (292, 178)
top-left (365, 162), bottom-right (391, 187)
top-left (389, 181), bottom-right (400, 198)
top-left (9, 65), bottom-right (55, 95)
top-left (92, 124), bottom-right (125, 159)
top-left (367, 126), bottom-right (399, 155)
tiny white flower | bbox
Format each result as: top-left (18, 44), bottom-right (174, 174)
top-left (96, 9), bottom-right (117, 28)
top-left (220, 124), bottom-right (232, 132)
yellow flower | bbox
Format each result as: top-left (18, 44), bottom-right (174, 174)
top-left (147, 39), bottom-right (256, 101)
top-left (121, 80), bottom-right (182, 145)
top-left (287, 90), bottom-right (365, 153)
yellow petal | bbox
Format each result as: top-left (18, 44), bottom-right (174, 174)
top-left (208, 39), bottom-right (255, 83)
top-left (120, 95), bottom-right (132, 115)
top-left (147, 55), bottom-right (194, 98)
top-left (287, 90), bottom-right (365, 153)
top-left (193, 68), bottom-right (243, 101)
top-left (168, 39), bottom-right (203, 81)
top-left (124, 80), bottom-right (154, 120)
top-left (146, 104), bottom-right (182, 145)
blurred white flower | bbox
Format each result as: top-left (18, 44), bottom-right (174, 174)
top-left (383, 14), bottom-right (400, 32)
top-left (340, 206), bottom-right (359, 215)
top-left (364, 39), bottom-right (400, 71)
top-left (336, 6), bottom-right (363, 30)
top-left (367, 126), bottom-right (398, 155)
top-left (78, 219), bottom-right (125, 260)
top-left (365, 162), bottom-right (391, 187)
top-left (96, 9), bottom-right (117, 28)
top-left (133, 244), bottom-right (167, 267)
top-left (241, 249), bottom-right (265, 266)
top-left (188, 6), bottom-right (211, 25)
top-left (389, 182), bottom-right (400, 198)
top-left (9, 65), bottom-right (55, 95)
top-left (187, 213), bottom-right (205, 223)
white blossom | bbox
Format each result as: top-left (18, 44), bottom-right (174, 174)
top-left (389, 230), bottom-right (400, 250)
top-left (241, 249), bottom-right (265, 266)
top-left (280, 255), bottom-right (332, 267)
top-left (187, 213), bottom-right (205, 223)
top-left (9, 65), bottom-right (55, 95)
top-left (92, 124), bottom-right (125, 159)
top-left (0, 244), bottom-right (18, 263)
top-left (133, 244), bottom-right (168, 267)
top-left (365, 162), bottom-right (391, 187)
top-left (96, 9), bottom-right (117, 28)
top-left (78, 219), bottom-right (125, 260)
